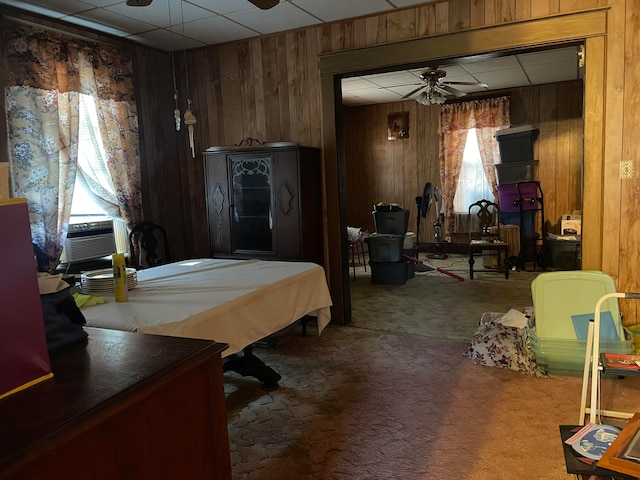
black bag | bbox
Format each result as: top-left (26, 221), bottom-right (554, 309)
top-left (40, 287), bottom-right (88, 353)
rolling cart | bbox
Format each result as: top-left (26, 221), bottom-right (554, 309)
top-left (498, 180), bottom-right (546, 270)
top-left (514, 181), bottom-right (545, 270)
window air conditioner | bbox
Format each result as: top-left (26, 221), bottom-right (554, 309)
top-left (63, 220), bottom-right (116, 263)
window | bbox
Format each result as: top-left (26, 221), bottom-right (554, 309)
top-left (65, 94), bottom-right (128, 256)
top-left (453, 128), bottom-right (495, 213)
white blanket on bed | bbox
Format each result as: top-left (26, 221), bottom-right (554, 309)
top-left (82, 258), bottom-right (333, 356)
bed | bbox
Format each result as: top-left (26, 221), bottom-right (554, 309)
top-left (81, 258), bottom-right (333, 388)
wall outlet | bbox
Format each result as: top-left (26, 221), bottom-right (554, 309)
top-left (444, 236), bottom-right (452, 243)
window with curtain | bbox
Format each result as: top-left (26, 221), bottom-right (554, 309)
top-left (65, 94), bottom-right (129, 255)
top-left (4, 22), bottom-right (143, 271)
top-left (438, 96), bottom-right (510, 234)
top-left (453, 128), bottom-right (496, 214)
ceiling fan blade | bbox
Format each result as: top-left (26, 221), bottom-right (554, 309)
top-left (443, 81), bottom-right (489, 88)
top-left (126, 0), bottom-right (153, 5)
top-left (440, 85), bottom-right (467, 98)
top-left (380, 82), bottom-right (422, 89)
top-left (402, 85), bottom-right (426, 99)
top-left (248, 0), bottom-right (279, 9)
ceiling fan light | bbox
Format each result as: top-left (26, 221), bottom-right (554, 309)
top-left (415, 88), bottom-right (446, 105)
top-left (431, 90), bottom-right (446, 104)
top-left (416, 91), bottom-right (430, 105)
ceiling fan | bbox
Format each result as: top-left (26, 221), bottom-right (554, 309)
top-left (126, 0), bottom-right (279, 9)
top-left (402, 67), bottom-right (488, 105)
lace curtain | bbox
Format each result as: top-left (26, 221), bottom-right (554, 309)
top-left (438, 96), bottom-right (510, 234)
top-left (4, 22), bottom-right (142, 271)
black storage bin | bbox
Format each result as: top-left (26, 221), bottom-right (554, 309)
top-left (372, 209), bottom-right (409, 235)
top-left (495, 125), bottom-right (539, 163)
top-left (366, 234), bottom-right (404, 262)
top-left (369, 261), bottom-right (409, 285)
top-left (495, 161), bottom-right (538, 184)
top-left (545, 239), bottom-right (581, 270)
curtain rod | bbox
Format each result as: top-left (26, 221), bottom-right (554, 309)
top-left (445, 90), bottom-right (512, 104)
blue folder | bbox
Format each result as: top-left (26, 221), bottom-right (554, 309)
top-left (571, 311), bottom-right (619, 341)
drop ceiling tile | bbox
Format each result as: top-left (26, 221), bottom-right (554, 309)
top-left (225, 2), bottom-right (317, 34)
top-left (517, 46), bottom-right (578, 66)
top-left (290, 0), bottom-right (391, 22)
top-left (387, 85), bottom-right (424, 97)
top-left (527, 63), bottom-right (580, 84)
top-left (352, 87), bottom-right (403, 100)
top-left (106, 0), bottom-right (214, 28)
top-left (438, 64), bottom-right (469, 76)
top-left (474, 69), bottom-right (529, 89)
top-left (463, 56), bottom-right (521, 73)
top-left (72, 7), bottom-right (157, 34)
top-left (178, 14), bottom-right (257, 44)
top-left (341, 77), bottom-right (382, 91)
top-left (365, 71), bottom-right (421, 88)
top-left (186, 0), bottom-right (256, 15)
top-left (127, 28), bottom-right (205, 50)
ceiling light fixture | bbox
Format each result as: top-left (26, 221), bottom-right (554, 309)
top-left (250, 0), bottom-right (279, 8)
top-left (126, 0), bottom-right (153, 6)
top-left (415, 88), bottom-right (446, 105)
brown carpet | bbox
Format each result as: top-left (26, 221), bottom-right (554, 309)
top-left (349, 254), bottom-right (539, 341)
top-left (226, 255), bottom-right (640, 479)
top-left (226, 327), bottom-right (640, 479)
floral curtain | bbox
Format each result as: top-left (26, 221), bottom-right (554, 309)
top-left (4, 22), bottom-right (142, 270)
top-left (5, 87), bottom-right (79, 268)
top-left (438, 96), bottom-right (510, 234)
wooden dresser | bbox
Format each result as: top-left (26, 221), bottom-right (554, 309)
top-left (0, 328), bottom-right (231, 480)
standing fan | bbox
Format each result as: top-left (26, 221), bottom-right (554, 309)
top-left (428, 187), bottom-right (448, 260)
top-left (409, 183), bottom-right (462, 280)
top-left (415, 182), bottom-right (432, 247)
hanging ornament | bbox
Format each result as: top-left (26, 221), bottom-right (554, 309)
top-left (184, 99), bottom-right (197, 158)
top-left (173, 90), bottom-right (181, 131)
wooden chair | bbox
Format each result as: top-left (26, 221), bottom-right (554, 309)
top-left (348, 229), bottom-right (367, 279)
top-left (128, 221), bottom-right (171, 269)
top-left (468, 199), bottom-right (509, 279)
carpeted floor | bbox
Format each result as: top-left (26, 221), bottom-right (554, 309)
top-left (226, 327), bottom-right (640, 480)
top-left (225, 254), bottom-right (640, 479)
top-left (349, 253), bottom-right (540, 341)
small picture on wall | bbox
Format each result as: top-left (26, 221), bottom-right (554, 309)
top-left (387, 112), bottom-right (409, 140)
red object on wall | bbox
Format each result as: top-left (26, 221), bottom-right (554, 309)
top-left (0, 199), bottom-right (52, 399)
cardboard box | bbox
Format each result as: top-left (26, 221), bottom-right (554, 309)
top-left (561, 214), bottom-right (582, 235)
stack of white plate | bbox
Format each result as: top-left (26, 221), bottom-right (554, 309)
top-left (80, 268), bottom-right (138, 296)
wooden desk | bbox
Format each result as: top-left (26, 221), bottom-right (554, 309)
top-left (0, 328), bottom-right (231, 480)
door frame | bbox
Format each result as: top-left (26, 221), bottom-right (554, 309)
top-left (319, 8), bottom-right (608, 324)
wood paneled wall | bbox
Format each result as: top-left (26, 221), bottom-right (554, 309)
top-left (344, 80), bottom-right (584, 243)
top-left (5, 0), bottom-right (640, 324)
